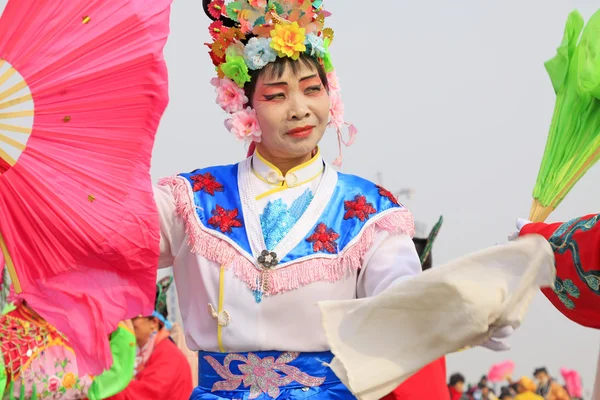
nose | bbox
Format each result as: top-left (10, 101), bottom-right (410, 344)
top-left (287, 93), bottom-right (311, 121)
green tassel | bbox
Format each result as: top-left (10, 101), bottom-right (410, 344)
top-left (31, 382), bottom-right (37, 399)
top-left (8, 380), bottom-right (14, 400)
top-left (19, 381), bottom-right (24, 400)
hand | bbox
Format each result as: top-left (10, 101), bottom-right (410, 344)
top-left (479, 325), bottom-right (515, 351)
top-left (508, 218), bottom-right (532, 241)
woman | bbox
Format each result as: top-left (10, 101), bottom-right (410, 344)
top-left (154, 1), bottom-right (423, 398)
top-left (0, 298), bottom-right (135, 399)
top-left (151, 1), bottom-right (517, 398)
top-left (108, 277), bottom-right (193, 400)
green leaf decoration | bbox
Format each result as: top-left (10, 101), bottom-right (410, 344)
top-left (253, 16), bottom-right (265, 27)
top-left (226, 1), bottom-right (242, 22)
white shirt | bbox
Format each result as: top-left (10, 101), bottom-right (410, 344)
top-left (154, 150), bottom-right (421, 352)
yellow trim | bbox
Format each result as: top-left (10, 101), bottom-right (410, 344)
top-left (287, 147), bottom-right (321, 176)
top-left (0, 93), bottom-right (32, 110)
top-left (0, 123), bottom-right (31, 134)
top-left (252, 167), bottom-right (283, 186)
top-left (0, 232), bottom-right (21, 293)
top-left (118, 322), bottom-right (135, 336)
top-left (253, 147), bottom-right (321, 186)
top-left (255, 182), bottom-right (289, 201)
top-left (0, 148), bottom-right (16, 166)
top-left (217, 265), bottom-right (226, 352)
top-left (255, 150), bottom-right (284, 178)
top-left (0, 133), bottom-right (25, 150)
top-left (294, 168), bottom-right (323, 187)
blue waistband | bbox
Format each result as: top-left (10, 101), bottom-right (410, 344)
top-left (197, 350), bottom-right (340, 393)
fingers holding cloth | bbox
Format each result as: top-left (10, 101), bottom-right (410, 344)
top-left (318, 235), bottom-right (555, 400)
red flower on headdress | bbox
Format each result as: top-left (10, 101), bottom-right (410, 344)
top-left (376, 185), bottom-right (400, 206)
top-left (191, 172), bottom-right (224, 195)
top-left (344, 195), bottom-right (376, 222)
top-left (208, 0), bottom-right (225, 19)
top-left (209, 20), bottom-right (226, 40)
top-left (306, 223), bottom-right (339, 253)
top-left (208, 206), bottom-right (243, 234)
top-left (206, 43), bottom-right (226, 66)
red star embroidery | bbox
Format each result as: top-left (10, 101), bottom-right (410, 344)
top-left (191, 172), bottom-right (224, 196)
top-left (208, 205), bottom-right (243, 234)
top-left (344, 195), bottom-right (377, 222)
top-left (306, 223), bottom-right (340, 254)
top-left (376, 185), bottom-right (400, 206)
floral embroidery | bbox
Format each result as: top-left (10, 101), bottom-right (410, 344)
top-left (191, 172), bottom-right (224, 195)
top-left (376, 184), bottom-right (400, 206)
top-left (48, 376), bottom-right (62, 392)
top-left (62, 372), bottom-right (77, 389)
top-left (549, 215), bottom-right (600, 295)
top-left (204, 352), bottom-right (325, 399)
top-left (554, 277), bottom-right (580, 310)
top-left (306, 223), bottom-right (340, 254)
top-left (344, 195), bottom-right (376, 222)
top-left (208, 205), bottom-right (243, 234)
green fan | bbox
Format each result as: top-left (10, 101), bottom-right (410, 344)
top-left (531, 9), bottom-right (600, 222)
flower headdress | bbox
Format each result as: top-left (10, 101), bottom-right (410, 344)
top-left (203, 0), bottom-right (356, 166)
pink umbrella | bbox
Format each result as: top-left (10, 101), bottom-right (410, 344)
top-left (488, 360), bottom-right (515, 382)
top-left (560, 368), bottom-right (583, 398)
top-left (0, 0), bottom-right (171, 374)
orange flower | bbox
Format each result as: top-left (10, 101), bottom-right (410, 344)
top-left (62, 372), bottom-right (77, 389)
top-left (269, 22), bottom-right (306, 60)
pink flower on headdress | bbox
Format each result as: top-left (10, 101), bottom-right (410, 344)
top-left (326, 71), bottom-right (341, 94)
top-left (248, 0), bottom-right (267, 8)
top-left (225, 107), bottom-right (262, 143)
top-left (328, 91), bottom-right (344, 129)
top-left (211, 77), bottom-right (248, 113)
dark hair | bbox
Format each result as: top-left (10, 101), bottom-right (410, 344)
top-left (449, 373), bottom-right (465, 386)
top-left (245, 53), bottom-right (329, 107)
top-left (534, 367), bottom-right (548, 376)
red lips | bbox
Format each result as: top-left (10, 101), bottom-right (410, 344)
top-left (287, 125), bottom-right (314, 138)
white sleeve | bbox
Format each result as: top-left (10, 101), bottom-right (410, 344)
top-left (153, 184), bottom-right (186, 269)
top-left (356, 231), bottom-right (421, 298)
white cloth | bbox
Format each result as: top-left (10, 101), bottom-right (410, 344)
top-left (319, 235), bottom-right (555, 400)
top-left (154, 151), bottom-right (421, 352)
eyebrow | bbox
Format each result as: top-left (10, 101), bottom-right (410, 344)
top-left (263, 74), bottom-right (319, 87)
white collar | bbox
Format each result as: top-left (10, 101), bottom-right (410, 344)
top-left (251, 148), bottom-right (324, 188)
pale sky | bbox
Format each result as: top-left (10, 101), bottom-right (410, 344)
top-left (2, 0), bottom-right (598, 395)
top-left (152, 0), bottom-right (600, 394)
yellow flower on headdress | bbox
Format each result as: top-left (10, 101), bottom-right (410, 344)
top-left (269, 21), bottom-right (306, 60)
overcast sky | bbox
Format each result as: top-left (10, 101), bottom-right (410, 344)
top-left (3, 0), bottom-right (598, 395)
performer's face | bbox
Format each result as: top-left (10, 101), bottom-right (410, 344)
top-left (252, 60), bottom-right (329, 161)
top-left (132, 315), bottom-right (159, 346)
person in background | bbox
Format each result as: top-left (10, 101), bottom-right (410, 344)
top-left (108, 277), bottom-right (192, 400)
top-left (499, 387), bottom-right (514, 400)
top-left (515, 377), bottom-right (544, 400)
top-left (449, 373), bottom-right (468, 400)
top-left (533, 368), bottom-right (570, 400)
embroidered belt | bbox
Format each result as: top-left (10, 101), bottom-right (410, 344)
top-left (197, 350), bottom-right (345, 399)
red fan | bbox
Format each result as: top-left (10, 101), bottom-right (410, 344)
top-left (0, 0), bottom-right (171, 374)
